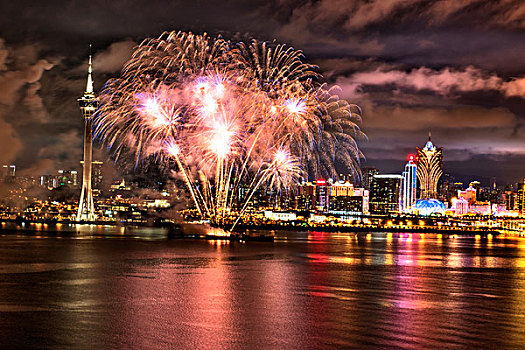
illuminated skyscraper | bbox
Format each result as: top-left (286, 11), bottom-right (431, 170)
top-left (92, 160), bottom-right (103, 189)
top-left (77, 51), bottom-right (98, 221)
top-left (369, 174), bottom-right (403, 214)
top-left (458, 185), bottom-right (476, 205)
top-left (454, 197), bottom-right (469, 216)
top-left (315, 178), bottom-right (330, 211)
top-left (416, 132), bottom-right (443, 199)
top-left (55, 170), bottom-right (78, 188)
top-left (361, 167), bottom-right (378, 190)
top-left (2, 165), bottom-right (15, 178)
top-left (402, 155), bottom-right (417, 212)
top-left (517, 181), bottom-right (525, 216)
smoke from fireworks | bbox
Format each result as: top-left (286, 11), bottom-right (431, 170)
top-left (93, 31), bottom-right (365, 226)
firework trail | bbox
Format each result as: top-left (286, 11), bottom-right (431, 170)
top-left (93, 31), bottom-right (365, 228)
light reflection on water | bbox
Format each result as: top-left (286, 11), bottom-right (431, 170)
top-left (0, 228), bottom-right (524, 348)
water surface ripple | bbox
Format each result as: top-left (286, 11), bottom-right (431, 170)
top-left (0, 229), bottom-right (524, 349)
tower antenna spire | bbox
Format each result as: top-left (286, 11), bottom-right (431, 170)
top-left (428, 130), bottom-right (432, 141)
top-left (86, 44), bottom-right (94, 94)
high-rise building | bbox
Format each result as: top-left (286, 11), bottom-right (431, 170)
top-left (438, 173), bottom-right (456, 203)
top-left (330, 195), bottom-right (369, 214)
top-left (361, 167), bottom-right (378, 190)
top-left (490, 177), bottom-right (497, 190)
top-left (505, 190), bottom-right (517, 211)
top-left (458, 185), bottom-right (477, 205)
top-left (80, 160), bottom-right (103, 188)
top-left (77, 50), bottom-right (98, 221)
top-left (402, 155), bottom-right (417, 212)
top-left (329, 181), bottom-right (370, 214)
top-left (92, 160), bottom-right (103, 189)
top-left (517, 181), bottom-right (525, 216)
top-left (454, 197), bottom-right (469, 216)
top-left (55, 170), bottom-right (78, 188)
top-left (416, 132), bottom-right (443, 199)
top-left (331, 181), bottom-right (354, 197)
top-left (439, 181), bottom-right (453, 203)
top-left (352, 187), bottom-right (370, 214)
top-left (2, 165), bottom-right (15, 178)
top-left (369, 174), bottom-right (403, 214)
top-left (315, 179), bottom-right (330, 211)
top-left (296, 182), bottom-right (316, 210)
top-left (40, 175), bottom-right (54, 188)
top-left (296, 180), bottom-right (369, 214)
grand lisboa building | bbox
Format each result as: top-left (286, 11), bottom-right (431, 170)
top-left (416, 132), bottom-right (443, 199)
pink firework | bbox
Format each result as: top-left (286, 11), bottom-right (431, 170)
top-left (93, 31), bottom-right (365, 226)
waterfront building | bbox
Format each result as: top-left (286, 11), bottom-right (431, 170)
top-left (77, 51), bottom-right (98, 221)
top-left (476, 186), bottom-right (502, 204)
top-left (296, 182), bottom-right (316, 210)
top-left (2, 165), bottom-right (15, 178)
top-left (40, 175), bottom-right (53, 189)
top-left (55, 170), bottom-right (78, 188)
top-left (331, 181), bottom-right (354, 197)
top-left (438, 175), bottom-right (459, 204)
top-left (439, 182), bottom-right (456, 204)
top-left (492, 204), bottom-right (518, 217)
top-left (80, 160), bottom-right (103, 194)
top-left (505, 190), bottom-right (517, 210)
top-left (453, 197), bottom-right (469, 216)
top-left (517, 181), bottom-right (525, 216)
top-left (469, 202), bottom-right (492, 215)
top-left (264, 210), bottom-right (297, 221)
top-left (40, 170), bottom-right (78, 189)
top-left (416, 133), bottom-right (443, 199)
top-left (329, 181), bottom-right (369, 214)
top-left (309, 213), bottom-right (327, 223)
top-left (402, 155), bottom-right (417, 212)
top-left (369, 174), bottom-right (403, 214)
top-left (458, 185), bottom-right (477, 205)
top-left (330, 195), bottom-right (369, 214)
top-left (92, 160), bottom-right (103, 189)
top-left (361, 167), bottom-right (378, 190)
top-left (71, 170), bottom-right (78, 187)
top-left (295, 180), bottom-right (369, 214)
top-left (351, 187), bottom-right (370, 214)
top-left (236, 184), bottom-right (253, 211)
top-left (315, 179), bottom-right (330, 211)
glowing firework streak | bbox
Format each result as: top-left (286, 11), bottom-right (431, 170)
top-left (93, 31), bottom-right (365, 229)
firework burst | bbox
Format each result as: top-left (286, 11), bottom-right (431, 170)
top-left (93, 31), bottom-right (365, 228)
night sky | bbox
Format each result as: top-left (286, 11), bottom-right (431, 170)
top-left (1, 0), bottom-right (525, 186)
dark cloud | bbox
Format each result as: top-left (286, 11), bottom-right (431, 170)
top-left (339, 66), bottom-right (505, 96)
top-left (0, 118), bottom-right (22, 164)
top-left (92, 39), bottom-right (135, 73)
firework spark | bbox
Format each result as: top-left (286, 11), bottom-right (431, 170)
top-left (93, 31), bottom-right (365, 228)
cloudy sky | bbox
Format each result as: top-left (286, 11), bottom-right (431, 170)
top-left (2, 0), bottom-right (525, 185)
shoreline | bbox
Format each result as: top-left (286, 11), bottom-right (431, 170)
top-left (0, 218), bottom-right (508, 237)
